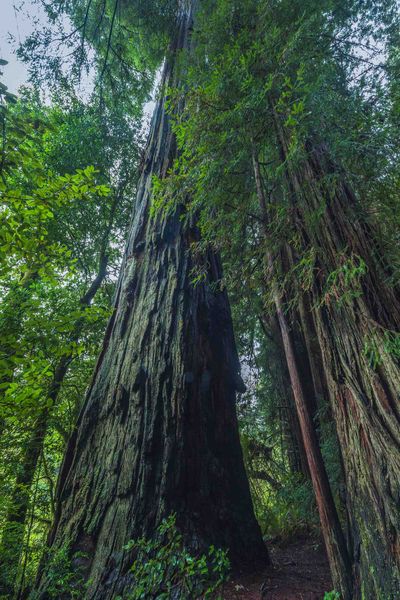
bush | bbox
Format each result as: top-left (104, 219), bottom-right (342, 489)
top-left (119, 515), bottom-right (229, 600)
top-left (29, 545), bottom-right (86, 599)
top-left (323, 591), bottom-right (340, 600)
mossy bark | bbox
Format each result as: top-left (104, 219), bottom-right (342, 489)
top-left (253, 149), bottom-right (353, 599)
top-left (33, 5), bottom-right (267, 599)
top-left (276, 119), bottom-right (400, 597)
top-left (304, 158), bottom-right (400, 598)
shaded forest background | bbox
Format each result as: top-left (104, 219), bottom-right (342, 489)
top-left (0, 0), bottom-right (399, 598)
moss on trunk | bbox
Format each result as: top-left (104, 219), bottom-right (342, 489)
top-left (33, 5), bottom-right (268, 599)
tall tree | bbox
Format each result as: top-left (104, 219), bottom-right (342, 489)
top-left (152, 0), bottom-right (400, 596)
top-left (0, 82), bottom-right (141, 595)
top-left (33, 3), bottom-right (268, 598)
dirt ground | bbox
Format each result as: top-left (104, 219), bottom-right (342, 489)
top-left (222, 534), bottom-right (332, 600)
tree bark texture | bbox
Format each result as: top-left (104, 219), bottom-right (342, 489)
top-left (275, 116), bottom-right (400, 597)
top-left (34, 5), bottom-right (268, 599)
top-left (252, 150), bottom-right (353, 599)
top-left (266, 314), bottom-right (310, 478)
top-left (305, 152), bottom-right (400, 599)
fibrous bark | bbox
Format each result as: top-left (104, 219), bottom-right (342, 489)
top-left (34, 5), bottom-right (267, 599)
top-left (302, 147), bottom-right (400, 599)
top-left (275, 120), bottom-right (400, 597)
top-left (263, 314), bottom-right (310, 478)
top-left (252, 149), bottom-right (353, 599)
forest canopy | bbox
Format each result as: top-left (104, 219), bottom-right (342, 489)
top-left (0, 0), bottom-right (399, 599)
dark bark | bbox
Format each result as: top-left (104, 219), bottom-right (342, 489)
top-left (252, 148), bottom-right (353, 599)
top-left (33, 5), bottom-right (267, 599)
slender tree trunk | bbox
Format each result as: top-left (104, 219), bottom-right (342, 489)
top-left (252, 149), bottom-right (353, 599)
top-left (0, 253), bottom-right (109, 598)
top-left (0, 410), bottom-right (48, 597)
top-left (294, 290), bottom-right (350, 534)
top-left (296, 292), bottom-right (326, 409)
top-left (33, 6), bottom-right (267, 599)
top-left (280, 375), bottom-right (308, 478)
top-left (264, 314), bottom-right (309, 477)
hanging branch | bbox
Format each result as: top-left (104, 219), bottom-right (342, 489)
top-left (99, 0), bottom-right (119, 84)
top-left (78, 0), bottom-right (94, 77)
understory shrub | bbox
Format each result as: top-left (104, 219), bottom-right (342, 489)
top-left (119, 515), bottom-right (229, 600)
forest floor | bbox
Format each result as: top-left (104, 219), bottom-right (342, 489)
top-left (222, 533), bottom-right (332, 600)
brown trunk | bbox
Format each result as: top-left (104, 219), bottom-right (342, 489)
top-left (272, 292), bottom-right (352, 599)
top-left (295, 291), bottom-right (350, 538)
top-left (302, 147), bottom-right (400, 598)
top-left (33, 6), bottom-right (267, 599)
top-left (296, 292), bottom-right (327, 409)
top-left (274, 107), bottom-right (400, 596)
top-left (266, 313), bottom-right (310, 477)
top-left (252, 149), bottom-right (353, 599)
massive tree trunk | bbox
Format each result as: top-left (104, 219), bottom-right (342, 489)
top-left (34, 5), bottom-right (267, 599)
top-left (304, 148), bottom-right (400, 599)
top-left (275, 113), bottom-right (400, 597)
top-left (252, 149), bottom-right (353, 599)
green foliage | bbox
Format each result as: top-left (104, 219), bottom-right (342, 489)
top-left (236, 315), bottom-right (320, 538)
top-left (17, 0), bottom-right (180, 110)
top-left (1, 0), bottom-right (399, 596)
top-left (1, 164), bottom-right (108, 277)
top-left (0, 84), bottom-right (112, 419)
top-left (120, 515), bottom-right (229, 600)
top-left (364, 330), bottom-right (400, 369)
top-left (29, 545), bottom-right (86, 600)
top-left (152, 0), bottom-right (400, 310)
top-left (320, 254), bottom-right (368, 308)
top-left (257, 472), bottom-right (317, 538)
top-left (323, 591), bottom-right (341, 600)
top-left (0, 66), bottom-right (142, 595)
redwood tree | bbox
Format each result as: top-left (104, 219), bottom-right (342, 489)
top-left (148, 0), bottom-right (400, 596)
top-left (34, 4), bottom-right (267, 598)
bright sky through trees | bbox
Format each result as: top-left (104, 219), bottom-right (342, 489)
top-left (0, 0), bottom-right (42, 91)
